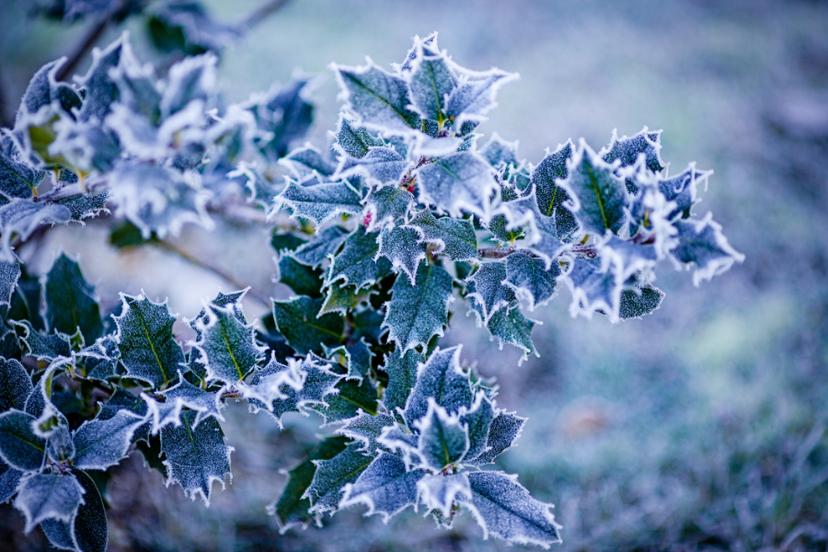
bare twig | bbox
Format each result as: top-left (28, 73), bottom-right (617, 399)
top-left (56, 7), bottom-right (118, 81)
top-left (237, 0), bottom-right (292, 32)
top-left (154, 239), bottom-right (271, 307)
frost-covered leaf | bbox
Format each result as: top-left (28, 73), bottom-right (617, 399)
top-left (0, 147), bottom-right (45, 199)
top-left (0, 199), bottom-right (71, 256)
top-left (0, 463), bottom-right (22, 503)
top-left (408, 38), bottom-right (456, 123)
top-left (415, 399), bottom-right (469, 471)
top-left (505, 250), bottom-right (560, 309)
top-left (308, 377), bottom-right (378, 425)
top-left (46, 425), bottom-right (75, 464)
top-left (108, 160), bottom-right (211, 239)
top-left (463, 471), bottom-right (561, 547)
top-left (70, 470), bottom-right (108, 552)
top-left (417, 472), bottom-right (471, 518)
top-left (319, 281), bottom-right (372, 316)
top-left (272, 296), bottom-right (344, 354)
top-left (333, 62), bottom-right (419, 132)
top-left (335, 118), bottom-right (383, 159)
top-left (486, 305), bottom-right (537, 360)
top-left (619, 284), bottom-right (664, 320)
top-left (307, 442), bottom-right (372, 515)
top-left (326, 226), bottom-right (391, 290)
top-left (73, 335), bottom-right (120, 381)
top-left (408, 210), bottom-right (477, 261)
top-left (161, 374), bottom-right (223, 429)
top-left (14, 473), bottom-right (84, 532)
top-left (278, 254), bottom-right (323, 297)
top-left (473, 411), bottom-right (525, 464)
top-left (336, 412), bottom-right (395, 454)
top-left (599, 235), bottom-right (658, 280)
top-left (282, 146), bottom-right (336, 178)
top-left (466, 261), bottom-right (514, 324)
top-left (278, 179), bottom-right (362, 228)
top-left (193, 304), bottom-right (263, 385)
top-left (44, 254), bottom-right (103, 343)
top-left (114, 294), bottom-right (184, 388)
top-left (564, 256), bottom-right (623, 322)
top-left (670, 214), bottom-right (744, 285)
top-left (0, 358), bottom-right (33, 411)
top-left (445, 68), bottom-right (516, 126)
top-left (561, 142), bottom-right (628, 236)
top-left (161, 410), bottom-right (231, 505)
top-left (270, 436), bottom-right (348, 531)
top-left (377, 226), bottom-right (425, 284)
top-left (460, 392), bottom-right (495, 460)
top-left (656, 165), bottom-right (708, 219)
top-left (247, 79), bottom-right (314, 161)
top-left (0, 410), bottom-right (45, 471)
top-left (72, 409), bottom-right (145, 470)
top-left (340, 452), bottom-right (425, 521)
top-left (77, 37), bottom-right (124, 122)
top-left (338, 146), bottom-right (408, 184)
top-left (363, 185), bottom-right (414, 231)
top-left (147, 0), bottom-right (237, 55)
top-left (326, 338), bottom-right (373, 381)
top-left (381, 348), bottom-right (423, 414)
top-left (383, 264), bottom-right (453, 353)
top-left (417, 152), bottom-right (497, 220)
top-left (293, 226), bottom-right (348, 267)
top-left (602, 127), bottom-right (664, 174)
top-left (0, 260), bottom-right (20, 307)
top-left (12, 320), bottom-right (71, 361)
top-left (532, 141), bottom-right (577, 226)
top-left (404, 347), bottom-right (473, 426)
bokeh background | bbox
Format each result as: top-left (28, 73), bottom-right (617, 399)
top-left (2, 0), bottom-right (828, 550)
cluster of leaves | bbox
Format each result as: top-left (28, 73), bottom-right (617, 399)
top-left (0, 29), bottom-right (742, 551)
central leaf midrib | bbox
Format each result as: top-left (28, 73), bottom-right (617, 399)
top-left (133, 303), bottom-right (170, 386)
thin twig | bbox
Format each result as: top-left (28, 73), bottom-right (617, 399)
top-left (237, 0), bottom-right (292, 32)
top-left (154, 239), bottom-right (271, 307)
top-left (56, 7), bottom-right (119, 81)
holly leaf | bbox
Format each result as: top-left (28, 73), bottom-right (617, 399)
top-left (0, 148), bottom-right (45, 199)
top-left (473, 411), bottom-right (525, 464)
top-left (415, 399), bottom-right (469, 471)
top-left (308, 377), bottom-right (379, 425)
top-left (381, 348), bottom-right (423, 414)
top-left (272, 296), bottom-right (344, 354)
top-left (0, 260), bottom-right (20, 308)
top-left (293, 226), bottom-right (348, 267)
top-left (340, 451), bottom-right (425, 521)
top-left (336, 412), bottom-right (395, 454)
top-left (485, 304), bottom-right (537, 360)
top-left (407, 38), bottom-right (456, 123)
top-left (403, 347), bottom-right (473, 426)
top-left (282, 146), bottom-right (337, 179)
top-left (337, 146), bottom-right (408, 185)
top-left (11, 320), bottom-right (71, 361)
top-left (462, 471), bottom-right (561, 547)
top-left (114, 294), bottom-right (184, 389)
top-left (602, 127), bottom-right (665, 174)
top-left (0, 410), bottom-right (46, 471)
top-left (445, 68), bottom-right (516, 126)
top-left (278, 179), bottom-right (362, 228)
top-left (563, 256), bottom-right (623, 322)
top-left (417, 152), bottom-right (497, 221)
top-left (14, 473), bottom-right (84, 532)
top-left (277, 255), bottom-right (323, 298)
top-left (333, 62), bottom-right (419, 132)
top-left (505, 250), bottom-right (560, 309)
top-left (0, 464), bottom-right (22, 503)
top-left (561, 142), bottom-right (628, 236)
top-left (326, 226), bottom-right (391, 290)
top-left (408, 210), bottom-right (477, 261)
top-left (44, 254), bottom-right (103, 343)
top-left (363, 185), bottom-right (414, 231)
top-left (0, 199), bottom-right (71, 257)
top-left (247, 79), bottom-right (314, 160)
top-left (0, 358), bottom-right (33, 412)
top-left (619, 284), bottom-right (664, 320)
top-left (306, 442), bottom-right (373, 515)
top-left (72, 409), bottom-right (146, 470)
top-left (466, 260), bottom-right (514, 324)
top-left (670, 214), bottom-right (744, 285)
top-left (460, 393), bottom-right (495, 460)
top-left (383, 263), bottom-right (453, 353)
top-left (270, 435), bottom-right (348, 531)
top-left (377, 226), bottom-right (426, 285)
top-left (335, 118), bottom-right (383, 159)
top-left (192, 303), bottom-right (264, 385)
top-left (161, 410), bottom-right (231, 505)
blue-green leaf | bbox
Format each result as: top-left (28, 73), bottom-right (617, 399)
top-left (383, 264), bottom-right (453, 353)
top-left (340, 452), bottom-right (425, 521)
top-left (14, 473), bottom-right (84, 532)
top-left (45, 254), bottom-right (103, 343)
top-left (0, 409), bottom-right (45, 471)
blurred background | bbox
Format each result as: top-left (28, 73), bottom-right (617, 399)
top-left (2, 0), bottom-right (827, 550)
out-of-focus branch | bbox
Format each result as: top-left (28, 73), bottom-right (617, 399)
top-left (56, 5), bottom-right (120, 81)
top-left (237, 0), bottom-right (292, 32)
top-left (154, 238), bottom-right (270, 307)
